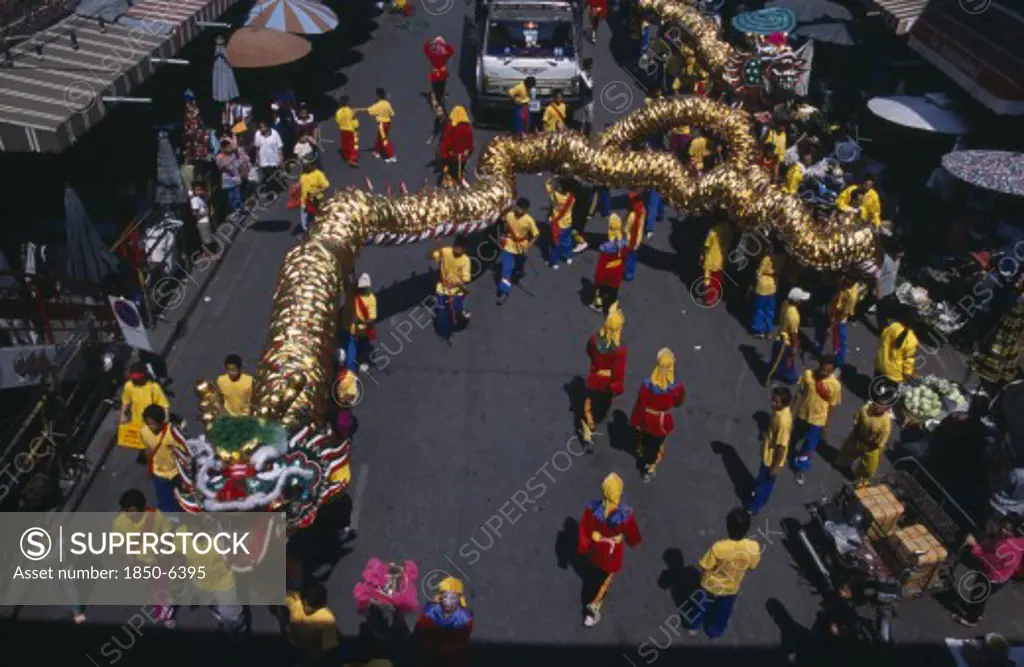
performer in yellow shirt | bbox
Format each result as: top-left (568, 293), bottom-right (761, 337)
top-left (764, 122), bottom-right (787, 162)
top-left (835, 401), bottom-right (892, 481)
top-left (497, 198), bottom-right (539, 305)
top-left (344, 273), bottom-right (377, 372)
top-left (792, 356), bottom-right (842, 484)
top-left (334, 96), bottom-right (360, 167)
top-left (746, 387), bottom-right (792, 514)
top-left (141, 405), bottom-right (185, 513)
top-left (430, 234), bottom-right (472, 341)
top-left (701, 219), bottom-right (733, 306)
top-left (688, 129), bottom-right (710, 174)
top-left (783, 151), bottom-right (813, 195)
top-left (546, 179), bottom-right (576, 269)
top-left (366, 88), bottom-right (397, 162)
top-left (816, 276), bottom-right (860, 368)
top-left (114, 489), bottom-right (176, 625)
top-left (875, 317), bottom-right (918, 385)
top-left (284, 583), bottom-right (339, 662)
top-left (836, 177), bottom-right (882, 228)
top-left (750, 253), bottom-right (780, 337)
top-left (177, 521), bottom-right (247, 633)
top-left (542, 90), bottom-right (568, 132)
top-left (298, 162), bottom-right (330, 233)
top-left (217, 353), bottom-right (253, 417)
top-left (508, 76), bottom-right (536, 136)
top-left (767, 287), bottom-right (809, 385)
top-left (119, 362), bottom-right (169, 450)
top-left (685, 508), bottom-right (761, 638)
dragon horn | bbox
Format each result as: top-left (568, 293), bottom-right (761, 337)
top-left (400, 181), bottom-right (408, 195)
top-left (364, 177), bottom-right (374, 192)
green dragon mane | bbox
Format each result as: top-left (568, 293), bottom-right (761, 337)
top-left (207, 415), bottom-right (288, 453)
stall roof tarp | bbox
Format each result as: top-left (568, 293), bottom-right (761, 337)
top-left (0, 0), bottom-right (242, 154)
top-left (862, 0), bottom-right (928, 35)
top-left (908, 1), bottom-right (1024, 116)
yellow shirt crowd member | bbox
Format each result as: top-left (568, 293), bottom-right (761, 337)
top-left (334, 370), bottom-right (358, 406)
top-left (697, 538), bottom-right (762, 596)
top-left (829, 283), bottom-right (860, 323)
top-left (299, 168), bottom-right (330, 207)
top-left (796, 369), bottom-right (842, 427)
top-left (502, 210), bottom-right (540, 254)
top-left (838, 404), bottom-right (893, 479)
top-left (350, 292), bottom-right (377, 334)
top-left (121, 379), bottom-right (169, 427)
top-left (875, 321), bottom-right (918, 382)
top-left (542, 99), bottom-right (568, 132)
top-left (335, 105), bottom-right (359, 132)
top-left (432, 246), bottom-right (472, 295)
top-left (508, 82), bottom-right (531, 106)
top-left (366, 99), bottom-right (395, 135)
top-left (112, 509), bottom-right (171, 565)
top-left (836, 185), bottom-right (882, 228)
top-left (689, 136), bottom-right (710, 171)
top-left (217, 372), bottom-right (253, 416)
top-left (702, 222), bottom-right (732, 278)
top-left (779, 300), bottom-right (801, 346)
top-left (545, 181), bottom-right (574, 233)
top-left (284, 591), bottom-right (339, 657)
top-left (783, 162), bottom-right (805, 194)
top-left (141, 423), bottom-right (184, 480)
top-left (754, 255), bottom-right (779, 296)
top-left (765, 128), bottom-right (786, 161)
top-left (762, 406), bottom-right (792, 469)
top-left (177, 524), bottom-right (235, 593)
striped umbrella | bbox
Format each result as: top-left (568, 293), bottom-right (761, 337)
top-left (246, 0), bottom-right (339, 35)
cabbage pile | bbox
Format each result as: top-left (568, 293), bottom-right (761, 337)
top-left (921, 375), bottom-right (969, 413)
top-left (901, 385), bottom-right (943, 422)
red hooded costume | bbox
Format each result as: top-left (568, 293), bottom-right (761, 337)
top-left (440, 122), bottom-right (474, 161)
top-left (424, 38), bottom-right (455, 83)
top-left (585, 333), bottom-right (626, 395)
top-left (577, 497), bottom-right (642, 574)
top-left (594, 241), bottom-right (628, 289)
top-left (630, 380), bottom-right (686, 438)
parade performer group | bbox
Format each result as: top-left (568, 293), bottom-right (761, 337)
top-left (577, 473), bottom-right (642, 626)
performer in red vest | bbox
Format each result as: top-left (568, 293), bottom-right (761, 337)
top-left (630, 348), bottom-right (686, 481)
top-left (585, 0), bottom-right (608, 43)
top-left (590, 214), bottom-right (628, 313)
top-left (415, 576), bottom-right (473, 667)
top-left (424, 36), bottom-right (455, 101)
top-left (581, 306), bottom-right (626, 448)
top-left (577, 473), bottom-right (642, 627)
top-left (439, 106), bottom-right (474, 185)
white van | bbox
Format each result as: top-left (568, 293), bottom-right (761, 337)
top-left (475, 0), bottom-right (583, 112)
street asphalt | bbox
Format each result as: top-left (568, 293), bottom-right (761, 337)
top-left (6, 1), bottom-right (1022, 665)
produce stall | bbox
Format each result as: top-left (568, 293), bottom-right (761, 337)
top-left (895, 281), bottom-right (966, 339)
top-left (899, 375), bottom-right (970, 430)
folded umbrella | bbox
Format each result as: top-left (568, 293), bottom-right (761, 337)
top-left (212, 35), bottom-right (240, 103)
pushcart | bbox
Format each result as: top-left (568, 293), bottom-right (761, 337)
top-left (795, 457), bottom-right (975, 644)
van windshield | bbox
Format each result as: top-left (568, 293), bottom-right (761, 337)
top-left (485, 20), bottom-right (574, 59)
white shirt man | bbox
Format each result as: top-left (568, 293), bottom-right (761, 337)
top-left (253, 127), bottom-right (284, 169)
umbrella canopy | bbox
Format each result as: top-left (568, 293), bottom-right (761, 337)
top-left (226, 27), bottom-right (313, 68)
top-left (64, 186), bottom-right (119, 284)
top-left (867, 96), bottom-right (971, 135)
top-left (732, 8), bottom-right (798, 35)
top-left (941, 150), bottom-right (1024, 197)
top-left (765, 0), bottom-right (852, 23)
top-left (154, 130), bottom-right (188, 206)
top-left (246, 0), bottom-right (339, 35)
top-left (212, 36), bottom-right (240, 103)
top-left (792, 21), bottom-right (853, 46)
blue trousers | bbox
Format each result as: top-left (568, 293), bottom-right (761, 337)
top-left (512, 104), bottom-right (529, 135)
top-left (624, 249), bottom-right (638, 281)
top-left (596, 188), bottom-right (612, 217)
top-left (816, 319), bottom-right (849, 367)
top-left (645, 190), bottom-right (664, 234)
top-left (684, 588), bottom-right (737, 638)
top-left (225, 185), bottom-right (242, 213)
top-left (767, 340), bottom-right (797, 384)
top-left (152, 476), bottom-right (181, 513)
top-left (751, 294), bottom-right (776, 335)
top-left (793, 420), bottom-right (824, 472)
top-left (498, 251), bottom-right (527, 296)
top-left (549, 229), bottom-right (573, 266)
top-left (344, 333), bottom-right (373, 371)
top-left (435, 294), bottom-right (465, 340)
top-left (746, 464), bottom-right (776, 514)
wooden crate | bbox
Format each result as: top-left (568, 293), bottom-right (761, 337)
top-left (853, 483), bottom-right (905, 540)
top-left (891, 524), bottom-right (948, 594)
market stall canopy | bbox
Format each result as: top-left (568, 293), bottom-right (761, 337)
top-left (855, 0), bottom-right (924, 35)
top-left (765, 0), bottom-right (852, 23)
top-left (64, 186), bottom-right (119, 284)
top-left (867, 95), bottom-right (971, 135)
top-left (731, 7), bottom-right (798, 35)
top-left (212, 35), bottom-right (240, 103)
top-left (246, 0), bottom-right (340, 34)
top-left (792, 21), bottom-right (853, 45)
top-left (226, 27), bottom-right (313, 68)
top-left (941, 150), bottom-right (1024, 197)
top-left (908, 0), bottom-right (1024, 116)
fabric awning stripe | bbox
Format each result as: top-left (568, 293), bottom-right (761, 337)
top-left (867, 0), bottom-right (927, 34)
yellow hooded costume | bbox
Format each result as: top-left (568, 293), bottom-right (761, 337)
top-left (650, 348), bottom-right (675, 390)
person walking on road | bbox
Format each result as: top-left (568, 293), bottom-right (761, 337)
top-left (590, 214), bottom-right (628, 313)
top-left (630, 348), bottom-right (685, 481)
top-left (792, 355), bottom-right (842, 485)
top-left (253, 120), bottom-right (284, 187)
top-left (497, 198), bottom-right (539, 305)
top-left (439, 106), bottom-right (473, 185)
top-left (416, 577), bottom-right (473, 667)
top-left (834, 400), bottom-right (892, 482)
top-left (623, 192), bottom-right (645, 282)
top-left (430, 235), bottom-right (472, 342)
top-left (424, 36), bottom-right (455, 102)
top-left (298, 162), bottom-right (330, 233)
top-left (546, 179), bottom-right (575, 269)
top-left (114, 489), bottom-right (178, 626)
top-left (140, 405), bottom-right (185, 513)
top-left (119, 361), bottom-right (169, 451)
top-left (766, 288), bottom-right (809, 385)
top-left (217, 354), bottom-right (253, 416)
top-left (345, 273), bottom-right (378, 373)
top-left (335, 97), bottom-right (361, 168)
top-left (685, 508), bottom-right (761, 638)
top-left (746, 386), bottom-right (792, 514)
top-left (581, 306), bottom-right (627, 448)
top-left (367, 88), bottom-right (397, 163)
top-left (577, 473), bottom-right (642, 627)
top-left (508, 77), bottom-right (536, 136)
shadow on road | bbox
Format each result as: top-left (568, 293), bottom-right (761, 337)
top-left (656, 547), bottom-right (700, 609)
top-left (711, 440), bottom-right (754, 503)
